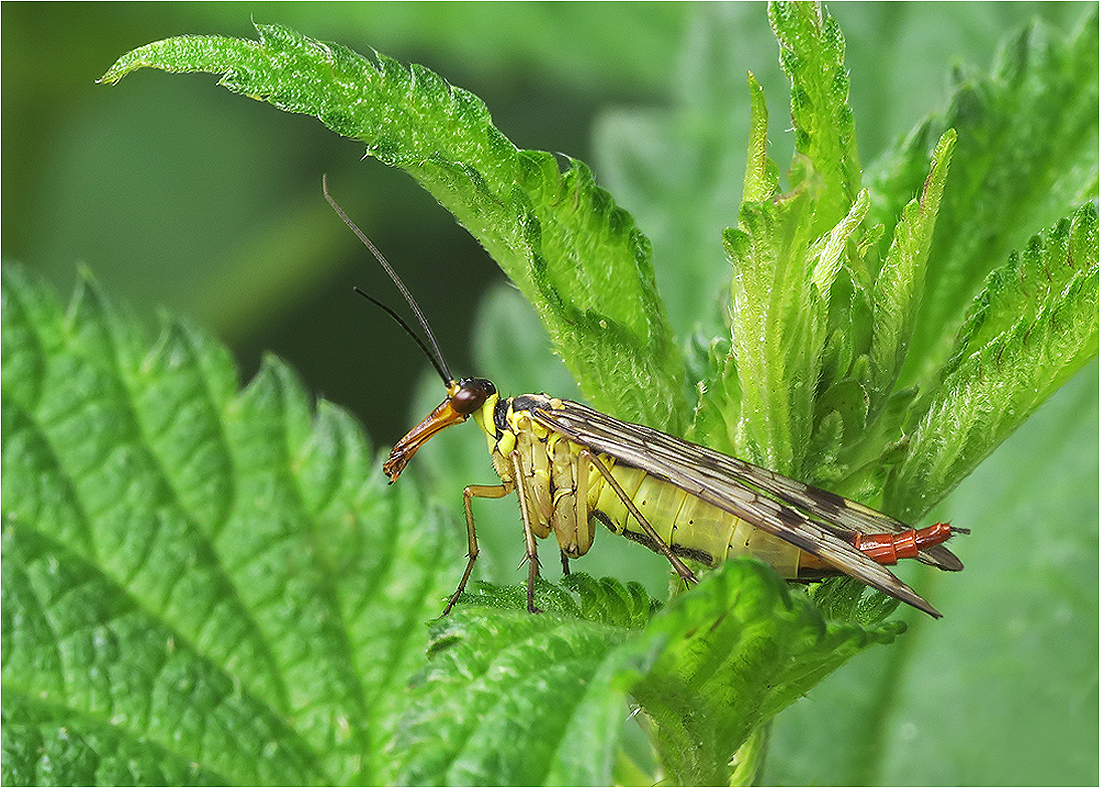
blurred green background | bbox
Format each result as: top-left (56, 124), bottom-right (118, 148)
top-left (4, 3), bottom-right (1096, 785)
top-left (4, 1), bottom-right (1086, 444)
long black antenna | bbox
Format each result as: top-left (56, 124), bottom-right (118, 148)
top-left (323, 175), bottom-right (455, 385)
top-left (352, 287), bottom-right (451, 386)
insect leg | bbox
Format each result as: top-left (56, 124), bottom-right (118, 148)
top-left (560, 551), bottom-right (571, 575)
top-left (509, 451), bottom-right (544, 613)
top-left (442, 480), bottom-right (514, 616)
top-left (582, 450), bottom-right (699, 586)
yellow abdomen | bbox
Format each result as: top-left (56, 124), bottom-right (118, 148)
top-left (586, 454), bottom-right (803, 578)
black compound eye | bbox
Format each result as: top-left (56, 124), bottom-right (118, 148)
top-left (451, 378), bottom-right (496, 415)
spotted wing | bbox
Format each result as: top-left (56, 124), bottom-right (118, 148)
top-left (531, 398), bottom-right (955, 617)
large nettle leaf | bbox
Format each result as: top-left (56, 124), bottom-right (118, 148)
top-left (1, 265), bottom-right (457, 785)
top-left (4, 1), bottom-right (1096, 786)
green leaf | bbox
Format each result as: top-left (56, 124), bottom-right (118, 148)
top-left (391, 560), bottom-right (900, 787)
top-left (868, 129), bottom-right (955, 405)
top-left (713, 180), bottom-right (871, 477)
top-left (944, 202), bottom-right (1099, 379)
top-left (448, 573), bottom-right (658, 630)
top-left (3, 265), bottom-right (905, 788)
top-left (1, 263), bottom-right (459, 785)
top-left (3, 521), bottom-right (317, 785)
top-left (389, 608), bottom-right (634, 786)
top-left (885, 204), bottom-right (1099, 520)
top-left (742, 72), bottom-right (781, 204)
top-left (721, 189), bottom-right (817, 472)
top-left (99, 23), bottom-right (689, 436)
top-left (768, 1), bottom-right (862, 233)
top-left (628, 561), bottom-right (901, 786)
top-left (867, 8), bottom-right (1099, 389)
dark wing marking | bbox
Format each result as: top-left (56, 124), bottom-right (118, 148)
top-left (529, 398), bottom-right (950, 617)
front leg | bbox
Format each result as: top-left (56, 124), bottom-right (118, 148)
top-left (442, 480), bottom-right (514, 616)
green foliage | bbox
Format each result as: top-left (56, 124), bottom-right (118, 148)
top-left (767, 362), bottom-right (1098, 785)
top-left (769, 1), bottom-right (861, 233)
top-left (0, 276), bottom-right (897, 784)
top-left (4, 1), bottom-right (1096, 785)
top-left (0, 264), bottom-right (466, 785)
top-left (97, 3), bottom-right (1098, 510)
top-left (887, 202), bottom-right (1098, 520)
top-left (866, 8), bottom-right (1099, 389)
top-left (389, 561), bottom-right (899, 786)
top-left (454, 573), bottom-right (660, 628)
